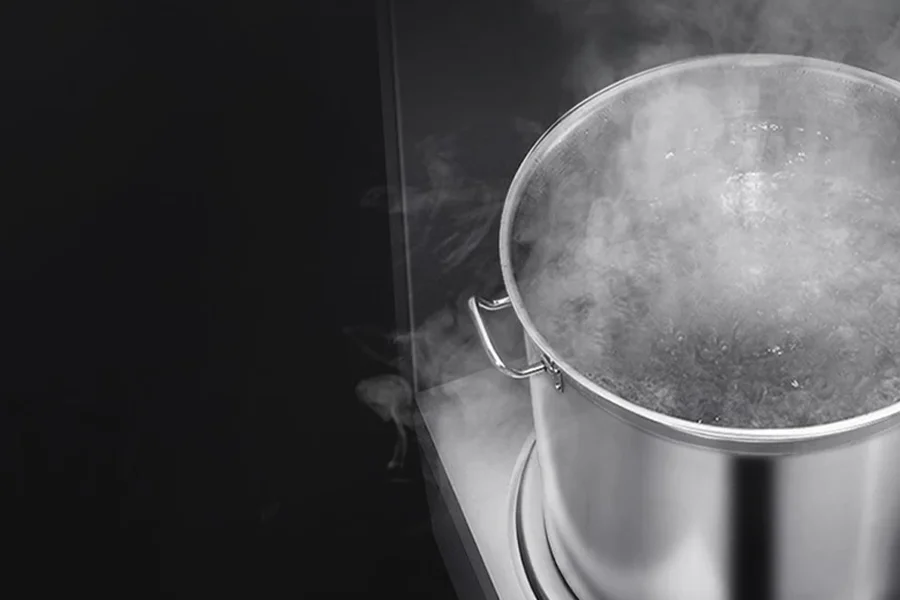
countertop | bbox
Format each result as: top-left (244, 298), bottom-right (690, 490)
top-left (417, 368), bottom-right (536, 600)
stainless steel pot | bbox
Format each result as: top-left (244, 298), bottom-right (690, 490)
top-left (469, 54), bottom-right (900, 600)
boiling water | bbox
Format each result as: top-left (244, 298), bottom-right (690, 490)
top-left (522, 168), bottom-right (900, 428)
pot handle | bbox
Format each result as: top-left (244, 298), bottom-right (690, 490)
top-left (467, 295), bottom-right (563, 390)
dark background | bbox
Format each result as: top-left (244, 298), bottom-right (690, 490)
top-left (5, 0), bottom-right (455, 597)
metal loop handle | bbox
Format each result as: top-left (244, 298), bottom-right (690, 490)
top-left (467, 295), bottom-right (548, 381)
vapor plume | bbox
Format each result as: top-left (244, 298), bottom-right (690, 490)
top-left (535, 0), bottom-right (900, 99)
top-left (352, 0), bottom-right (900, 465)
top-left (350, 118), bottom-right (541, 473)
top-left (518, 0), bottom-right (900, 427)
top-left (355, 375), bottom-right (413, 471)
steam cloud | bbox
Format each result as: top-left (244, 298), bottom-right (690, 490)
top-left (520, 0), bottom-right (900, 427)
top-left (352, 0), bottom-right (900, 462)
top-left (536, 0), bottom-right (900, 99)
top-left (350, 118), bottom-right (540, 472)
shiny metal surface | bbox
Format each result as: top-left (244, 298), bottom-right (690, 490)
top-left (473, 54), bottom-right (900, 599)
top-left (530, 344), bottom-right (900, 599)
top-left (510, 434), bottom-right (580, 600)
top-left (468, 296), bottom-right (548, 380)
top-left (468, 295), bottom-right (564, 392)
top-left (500, 54), bottom-right (900, 453)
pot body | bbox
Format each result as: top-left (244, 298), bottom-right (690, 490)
top-left (527, 336), bottom-right (900, 600)
top-left (465, 54), bottom-right (900, 600)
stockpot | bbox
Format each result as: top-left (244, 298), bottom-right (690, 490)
top-left (469, 54), bottom-right (900, 600)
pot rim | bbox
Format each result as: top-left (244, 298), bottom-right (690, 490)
top-left (499, 53), bottom-right (900, 454)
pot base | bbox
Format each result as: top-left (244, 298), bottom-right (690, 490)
top-left (511, 435), bottom-right (595, 600)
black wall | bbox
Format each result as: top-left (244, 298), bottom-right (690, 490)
top-left (5, 1), bottom-right (452, 597)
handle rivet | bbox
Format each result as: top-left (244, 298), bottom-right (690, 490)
top-left (542, 356), bottom-right (564, 393)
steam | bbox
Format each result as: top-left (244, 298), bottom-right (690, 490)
top-left (535, 0), bottom-right (900, 99)
top-left (516, 20), bottom-right (900, 426)
top-left (355, 375), bottom-right (414, 471)
top-left (350, 118), bottom-right (541, 473)
top-left (351, 0), bottom-right (900, 459)
top-left (360, 127), bottom-right (535, 271)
